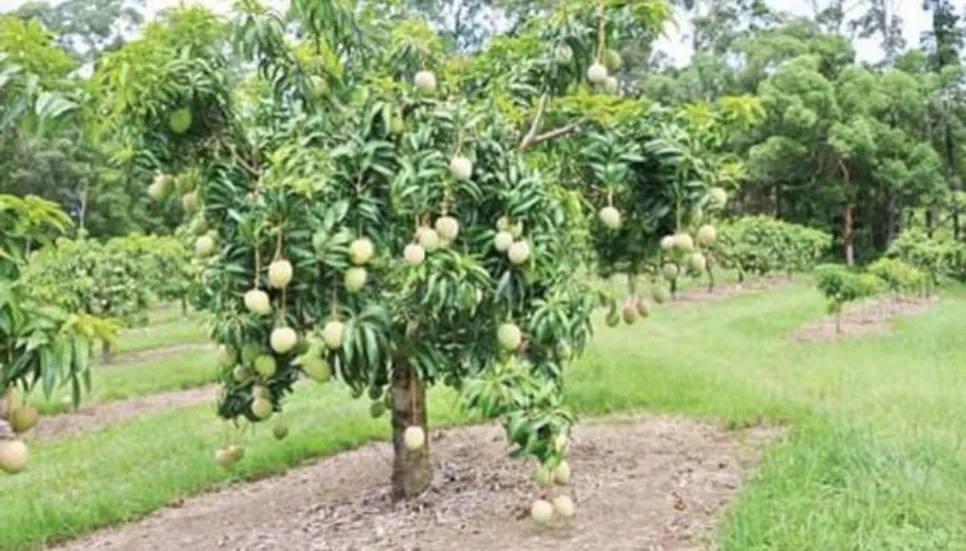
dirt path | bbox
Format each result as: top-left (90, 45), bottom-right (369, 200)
top-left (28, 386), bottom-right (218, 442)
top-left (49, 415), bottom-right (780, 551)
top-left (665, 275), bottom-right (790, 307)
top-left (792, 295), bottom-right (938, 342)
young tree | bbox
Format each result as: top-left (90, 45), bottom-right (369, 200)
top-left (814, 263), bottom-right (881, 334)
top-left (99, 0), bottom-right (670, 516)
top-left (0, 195), bottom-right (118, 473)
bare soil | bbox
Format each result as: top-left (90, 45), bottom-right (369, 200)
top-left (27, 386), bottom-right (217, 442)
top-left (666, 275), bottom-right (790, 307)
top-left (792, 295), bottom-right (938, 343)
top-left (49, 415), bottom-right (780, 551)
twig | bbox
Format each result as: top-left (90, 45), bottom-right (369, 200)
top-left (519, 93), bottom-right (550, 148)
top-left (522, 118), bottom-right (588, 149)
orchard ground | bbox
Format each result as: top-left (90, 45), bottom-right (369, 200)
top-left (2, 273), bottom-right (965, 550)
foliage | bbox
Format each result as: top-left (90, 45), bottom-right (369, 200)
top-left (0, 194), bottom-right (119, 440)
top-left (711, 215), bottom-right (831, 280)
top-left (19, 230), bottom-right (194, 326)
top-left (866, 257), bottom-right (926, 296)
top-left (813, 263), bottom-right (882, 332)
top-left (94, 0), bottom-right (671, 498)
top-left (12, 0), bottom-right (145, 62)
top-left (117, 233), bottom-right (194, 305)
top-left (0, 13), bottom-right (167, 240)
top-left (640, 2), bottom-right (966, 263)
top-left (885, 228), bottom-right (965, 291)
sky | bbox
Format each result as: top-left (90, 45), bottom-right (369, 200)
top-left (0, 0), bottom-right (932, 66)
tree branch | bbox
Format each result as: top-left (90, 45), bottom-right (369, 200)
top-left (519, 93), bottom-right (550, 149)
top-left (522, 118), bottom-right (588, 149)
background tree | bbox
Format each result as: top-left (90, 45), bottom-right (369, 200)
top-left (12, 0), bottom-right (145, 62)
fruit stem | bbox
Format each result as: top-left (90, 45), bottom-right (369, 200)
top-left (274, 228), bottom-right (284, 261)
top-left (607, 188), bottom-right (613, 207)
top-left (408, 362), bottom-right (417, 425)
top-left (675, 196), bottom-right (682, 231)
top-left (252, 231), bottom-right (262, 287)
top-left (279, 287), bottom-right (287, 320)
top-left (595, 0), bottom-right (606, 63)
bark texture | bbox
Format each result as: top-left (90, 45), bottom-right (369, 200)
top-left (390, 357), bottom-right (431, 501)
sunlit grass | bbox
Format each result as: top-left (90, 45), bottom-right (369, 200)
top-left (3, 278), bottom-right (966, 550)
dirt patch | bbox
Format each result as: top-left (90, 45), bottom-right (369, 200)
top-left (106, 342), bottom-right (215, 366)
top-left (27, 386), bottom-right (217, 442)
top-left (666, 275), bottom-right (790, 307)
top-left (49, 415), bottom-right (780, 551)
top-left (792, 295), bottom-right (938, 343)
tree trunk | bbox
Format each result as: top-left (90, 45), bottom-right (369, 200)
top-left (0, 387), bottom-right (11, 421)
top-left (954, 205), bottom-right (961, 241)
top-left (390, 356), bottom-right (431, 501)
top-left (0, 387), bottom-right (12, 439)
top-left (78, 180), bottom-right (89, 233)
top-left (886, 194), bottom-right (897, 247)
top-left (180, 295), bottom-right (188, 318)
top-left (925, 208), bottom-right (934, 238)
top-left (101, 339), bottom-right (114, 364)
top-left (669, 278), bottom-right (678, 298)
top-left (835, 310), bottom-right (842, 335)
top-left (706, 265), bottom-right (715, 292)
top-left (843, 204), bottom-right (855, 265)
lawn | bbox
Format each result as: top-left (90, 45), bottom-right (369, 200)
top-left (110, 309), bottom-right (209, 355)
top-left (29, 348), bottom-right (219, 415)
top-left (3, 279), bottom-right (966, 550)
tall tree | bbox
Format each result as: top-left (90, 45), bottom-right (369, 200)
top-left (921, 0), bottom-right (965, 237)
top-left (12, 0), bottom-right (145, 62)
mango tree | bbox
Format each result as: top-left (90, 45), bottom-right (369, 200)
top-left (711, 216), bottom-right (831, 283)
top-left (121, 234), bottom-right (194, 316)
top-left (559, 95), bottom-right (753, 313)
top-left (814, 263), bottom-right (882, 334)
top-left (867, 257), bottom-right (927, 312)
top-left (20, 235), bottom-right (151, 361)
top-left (0, 195), bottom-right (118, 474)
top-left (99, 0), bottom-right (669, 519)
top-left (886, 228), bottom-right (956, 294)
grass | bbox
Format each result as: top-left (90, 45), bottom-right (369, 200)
top-left (29, 349), bottom-right (219, 415)
top-left (110, 308), bottom-right (208, 355)
top-left (2, 384), bottom-right (465, 550)
top-left (3, 277), bottom-right (966, 550)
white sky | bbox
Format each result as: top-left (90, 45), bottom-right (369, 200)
top-left (0, 0), bottom-right (931, 66)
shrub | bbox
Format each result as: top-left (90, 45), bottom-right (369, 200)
top-left (866, 257), bottom-right (925, 297)
top-left (712, 216), bottom-right (832, 281)
top-left (814, 263), bottom-right (882, 334)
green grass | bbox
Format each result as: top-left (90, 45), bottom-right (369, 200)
top-left (111, 309), bottom-right (208, 355)
top-left (2, 384), bottom-right (466, 550)
top-left (30, 349), bottom-right (219, 415)
top-left (146, 303), bottom-right (193, 325)
top-left (4, 279), bottom-right (966, 550)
